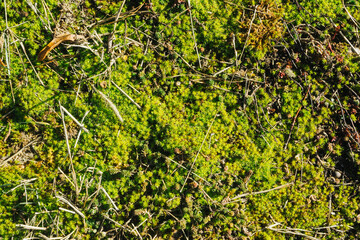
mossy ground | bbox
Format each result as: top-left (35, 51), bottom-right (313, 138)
top-left (1, 0), bottom-right (360, 239)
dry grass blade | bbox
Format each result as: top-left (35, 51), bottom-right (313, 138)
top-left (1, 138), bottom-right (39, 167)
top-left (91, 4), bottom-right (144, 27)
top-left (19, 41), bottom-right (44, 86)
top-left (102, 213), bottom-right (131, 232)
top-left (267, 222), bottom-right (320, 240)
top-left (342, 0), bottom-right (360, 28)
top-left (38, 226), bottom-right (77, 240)
top-left (108, 0), bottom-right (126, 51)
top-left (101, 187), bottom-right (119, 211)
top-left (226, 182), bottom-right (293, 204)
top-left (16, 224), bottom-right (47, 231)
top-left (180, 113), bottom-right (217, 192)
top-left (60, 104), bottom-right (79, 196)
top-left (58, 167), bottom-right (76, 189)
top-left (93, 85), bottom-right (124, 122)
top-left (26, 0), bottom-right (48, 30)
top-left (238, 7), bottom-right (257, 63)
top-left (3, 28), bottom-right (15, 102)
top-left (163, 155), bottom-right (210, 185)
top-left (60, 106), bottom-right (73, 160)
top-left (56, 195), bottom-right (85, 219)
top-left (111, 80), bottom-right (141, 110)
top-left (59, 207), bottom-right (76, 214)
top-left (72, 110), bottom-right (90, 157)
top-left (187, 0), bottom-right (202, 68)
top-left (60, 105), bottom-right (89, 133)
top-left (40, 0), bottom-right (56, 29)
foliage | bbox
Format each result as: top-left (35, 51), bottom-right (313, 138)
top-left (1, 0), bottom-right (360, 239)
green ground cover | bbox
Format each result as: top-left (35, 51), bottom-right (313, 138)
top-left (1, 0), bottom-right (360, 239)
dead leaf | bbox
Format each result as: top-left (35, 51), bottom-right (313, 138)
top-left (37, 33), bottom-right (83, 61)
top-left (0, 58), bottom-right (6, 67)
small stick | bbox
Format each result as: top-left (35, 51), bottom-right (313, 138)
top-left (163, 155), bottom-right (210, 185)
top-left (73, 111), bottom-right (90, 155)
top-left (19, 41), bottom-right (44, 86)
top-left (111, 80), bottom-right (141, 110)
top-left (238, 6), bottom-right (257, 63)
top-left (56, 195), bottom-right (85, 219)
top-left (93, 85), bottom-right (124, 122)
top-left (228, 182), bottom-right (293, 202)
top-left (90, 4), bottom-right (144, 27)
top-left (328, 18), bottom-right (360, 57)
top-left (4, 31), bottom-right (15, 102)
top-left (60, 104), bottom-right (79, 196)
top-left (3, 122), bottom-right (11, 142)
top-left (16, 224), bottom-right (47, 231)
top-left (1, 138), bottom-right (39, 167)
top-left (267, 222), bottom-right (320, 240)
top-left (101, 187), bottom-right (119, 211)
top-left (284, 84), bottom-right (311, 150)
top-left (180, 113), bottom-right (217, 192)
top-left (60, 106), bottom-right (73, 159)
top-left (60, 105), bottom-right (89, 133)
top-left (186, 0), bottom-right (202, 68)
top-left (102, 213), bottom-right (131, 231)
top-left (59, 207), bottom-right (76, 215)
top-left (58, 167), bottom-right (76, 189)
top-left (108, 0), bottom-right (126, 52)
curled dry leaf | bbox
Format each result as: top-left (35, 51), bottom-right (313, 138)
top-left (0, 35), bottom-right (6, 67)
top-left (37, 33), bottom-right (84, 61)
top-left (0, 58), bottom-right (6, 67)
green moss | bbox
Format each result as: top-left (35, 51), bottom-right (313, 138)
top-left (1, 0), bottom-right (360, 239)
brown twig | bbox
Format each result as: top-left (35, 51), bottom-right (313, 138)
top-left (1, 138), bottom-right (39, 167)
top-left (284, 84), bottom-right (311, 150)
top-left (267, 222), bottom-right (320, 240)
top-left (225, 182), bottom-right (293, 205)
top-left (90, 4), bottom-right (145, 28)
top-left (3, 122), bottom-right (11, 142)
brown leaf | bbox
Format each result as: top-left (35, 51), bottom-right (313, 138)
top-left (37, 34), bottom-right (79, 61)
top-left (0, 58), bottom-right (6, 67)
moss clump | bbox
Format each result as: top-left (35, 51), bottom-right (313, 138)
top-left (1, 0), bottom-right (360, 239)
